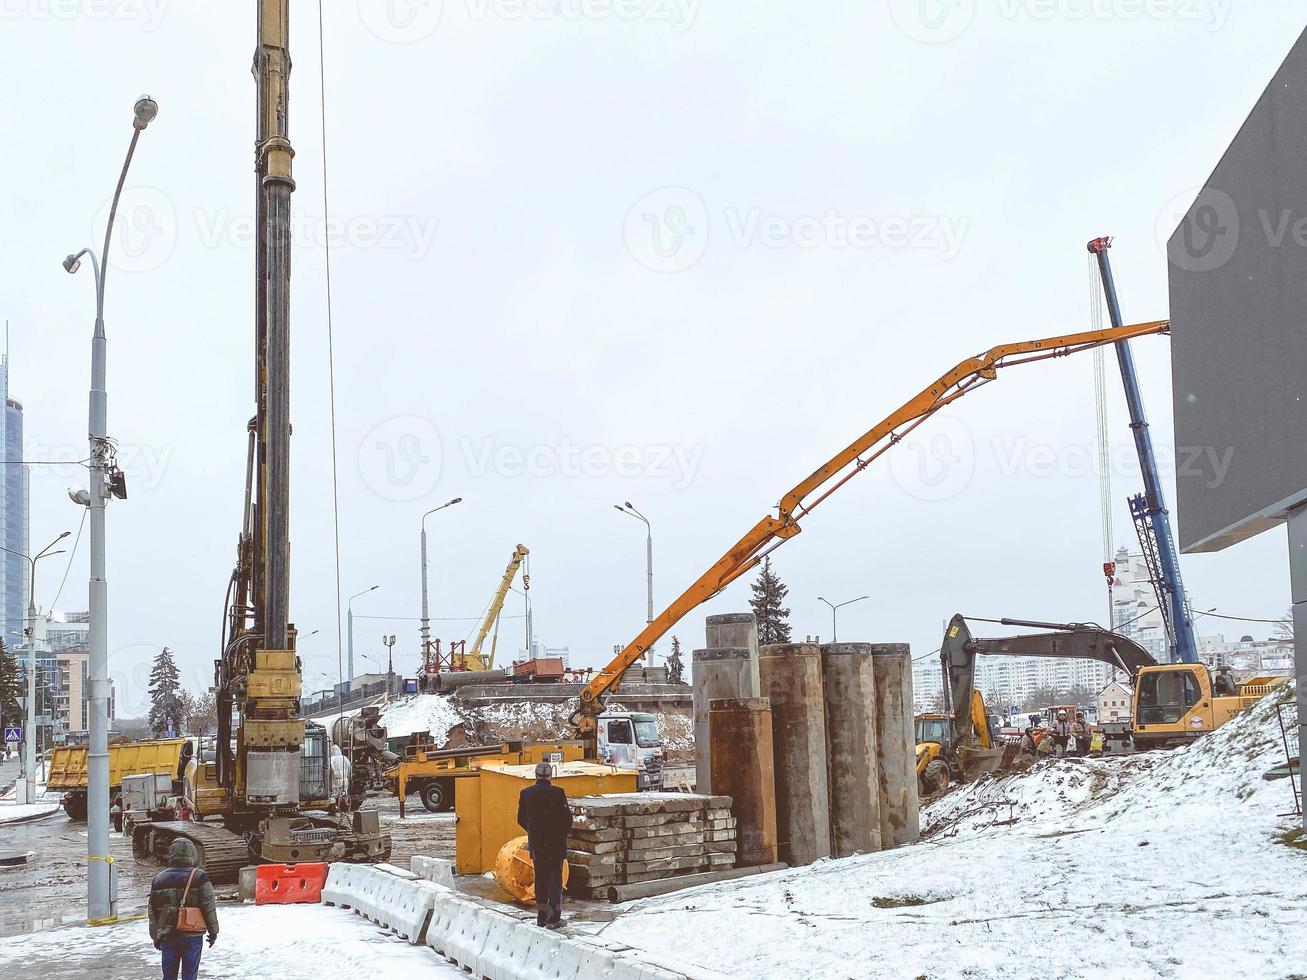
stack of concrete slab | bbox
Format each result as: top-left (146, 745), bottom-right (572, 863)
top-left (565, 793), bottom-right (737, 897)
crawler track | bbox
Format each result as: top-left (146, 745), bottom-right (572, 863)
top-left (132, 821), bottom-right (251, 883)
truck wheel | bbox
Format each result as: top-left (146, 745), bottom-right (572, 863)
top-left (922, 759), bottom-right (950, 796)
top-left (419, 780), bottom-right (452, 813)
top-left (63, 794), bottom-right (88, 821)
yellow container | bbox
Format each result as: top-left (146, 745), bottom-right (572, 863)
top-left (456, 761), bottom-right (637, 875)
top-left (46, 738), bottom-right (186, 791)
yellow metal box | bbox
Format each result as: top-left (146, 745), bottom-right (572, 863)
top-left (455, 761), bottom-right (637, 874)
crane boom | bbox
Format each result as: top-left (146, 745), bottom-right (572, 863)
top-left (572, 318), bottom-right (1172, 743)
top-left (465, 545), bottom-right (529, 669)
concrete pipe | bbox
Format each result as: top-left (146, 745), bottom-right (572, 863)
top-left (820, 644), bottom-right (882, 857)
top-left (433, 669), bottom-right (509, 692)
top-left (868, 644), bottom-right (919, 847)
top-left (758, 643), bottom-right (831, 867)
top-left (705, 613), bottom-right (761, 700)
top-left (708, 697), bottom-right (778, 867)
top-left (692, 648), bottom-right (757, 793)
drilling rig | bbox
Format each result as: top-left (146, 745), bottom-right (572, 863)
top-left (132, 1), bottom-right (389, 878)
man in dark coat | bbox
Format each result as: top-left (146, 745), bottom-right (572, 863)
top-left (516, 761), bottom-right (573, 928)
top-left (148, 838), bottom-right (219, 980)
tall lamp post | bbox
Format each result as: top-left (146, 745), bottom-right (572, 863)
top-left (817, 595), bottom-right (869, 644)
top-left (419, 497), bottom-right (461, 667)
top-left (347, 586), bottom-right (379, 690)
top-left (1, 533), bottom-right (70, 805)
top-left (382, 634), bottom-right (397, 696)
top-left (63, 94), bottom-right (158, 926)
top-left (614, 501), bottom-right (653, 661)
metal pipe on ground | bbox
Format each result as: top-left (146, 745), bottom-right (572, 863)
top-left (433, 669), bottom-right (509, 692)
top-left (869, 643), bottom-right (919, 847)
top-left (758, 643), bottom-right (831, 867)
top-left (820, 643), bottom-right (882, 856)
top-left (708, 697), bottom-right (778, 867)
top-left (605, 862), bottom-right (788, 903)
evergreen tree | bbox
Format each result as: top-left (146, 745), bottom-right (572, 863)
top-left (147, 647), bottom-right (185, 737)
top-left (0, 640), bottom-right (19, 734)
top-left (749, 556), bottom-right (792, 645)
top-left (666, 636), bottom-right (685, 685)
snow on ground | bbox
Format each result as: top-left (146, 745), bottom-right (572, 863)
top-left (0, 799), bottom-right (61, 824)
top-left (596, 683), bottom-right (1306, 980)
top-left (0, 904), bottom-right (464, 980)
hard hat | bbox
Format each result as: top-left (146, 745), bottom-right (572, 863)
top-left (534, 762), bottom-right (553, 779)
top-left (1057, 710), bottom-right (1068, 718)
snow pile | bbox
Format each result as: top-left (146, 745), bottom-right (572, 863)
top-left (594, 683), bottom-right (1305, 979)
top-left (372, 695), bottom-right (465, 741)
top-left (655, 712), bottom-right (694, 757)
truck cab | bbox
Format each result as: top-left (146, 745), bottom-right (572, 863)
top-left (596, 708), bottom-right (664, 790)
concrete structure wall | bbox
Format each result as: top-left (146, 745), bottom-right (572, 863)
top-left (758, 643), bottom-right (831, 867)
top-left (869, 644), bottom-right (919, 848)
top-left (705, 613), bottom-right (760, 694)
top-left (820, 644), bottom-right (881, 857)
top-left (691, 648), bottom-right (756, 793)
top-left (708, 696), bottom-right (778, 867)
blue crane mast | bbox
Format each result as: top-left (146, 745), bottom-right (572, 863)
top-left (1089, 237), bottom-right (1199, 665)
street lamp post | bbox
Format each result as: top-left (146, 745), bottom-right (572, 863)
top-left (614, 502), bottom-right (653, 661)
top-left (817, 595), bottom-right (870, 644)
top-left (63, 94), bottom-right (158, 927)
top-left (382, 634), bottom-right (397, 696)
top-left (420, 498), bottom-right (462, 668)
top-left (0, 533), bottom-right (69, 805)
top-left (347, 586), bottom-right (379, 690)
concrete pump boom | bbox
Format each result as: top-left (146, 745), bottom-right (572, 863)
top-left (572, 319), bottom-right (1173, 746)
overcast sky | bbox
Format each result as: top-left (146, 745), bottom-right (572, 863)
top-left (1, 1), bottom-right (1301, 716)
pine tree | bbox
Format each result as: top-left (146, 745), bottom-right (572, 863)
top-left (749, 556), bottom-right (792, 645)
top-left (0, 640), bottom-right (19, 734)
top-left (666, 635), bottom-right (685, 685)
top-left (147, 647), bottom-right (185, 737)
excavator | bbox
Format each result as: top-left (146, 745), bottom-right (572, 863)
top-left (132, 1), bottom-right (389, 878)
top-left (916, 614), bottom-right (1155, 794)
top-left (422, 544), bottom-right (528, 687)
top-left (566, 318), bottom-right (1174, 755)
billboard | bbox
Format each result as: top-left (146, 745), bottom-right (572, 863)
top-left (1168, 28), bottom-right (1307, 553)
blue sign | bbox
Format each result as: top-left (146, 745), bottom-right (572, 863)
top-left (3, 727), bottom-right (20, 743)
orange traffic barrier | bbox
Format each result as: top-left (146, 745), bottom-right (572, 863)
top-left (254, 863), bottom-right (329, 905)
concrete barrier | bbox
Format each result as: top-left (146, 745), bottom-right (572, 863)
top-left (379, 878), bottom-right (440, 943)
top-left (410, 854), bottom-right (455, 887)
top-left (321, 862), bottom-right (360, 910)
top-left (424, 892), bottom-right (475, 958)
top-left (442, 903), bottom-right (500, 972)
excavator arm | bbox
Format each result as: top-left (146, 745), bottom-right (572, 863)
top-left (572, 319), bottom-right (1171, 746)
top-left (463, 544), bottom-right (528, 669)
top-left (940, 613), bottom-right (1157, 746)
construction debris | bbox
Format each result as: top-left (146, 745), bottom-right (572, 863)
top-left (565, 793), bottom-right (737, 897)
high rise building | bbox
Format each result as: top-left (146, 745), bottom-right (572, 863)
top-left (0, 353), bottom-right (30, 660)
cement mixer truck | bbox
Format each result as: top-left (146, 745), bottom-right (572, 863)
top-left (330, 706), bottom-right (399, 806)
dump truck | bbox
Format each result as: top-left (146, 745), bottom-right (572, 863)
top-left (46, 738), bottom-right (185, 820)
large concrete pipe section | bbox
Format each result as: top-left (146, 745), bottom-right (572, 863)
top-left (869, 644), bottom-right (919, 847)
top-left (820, 643), bottom-right (882, 857)
top-left (691, 648), bottom-right (755, 792)
top-left (708, 697), bottom-right (778, 867)
top-left (705, 613), bottom-right (761, 694)
top-left (757, 643), bottom-right (831, 866)
top-left (433, 669), bottom-right (509, 692)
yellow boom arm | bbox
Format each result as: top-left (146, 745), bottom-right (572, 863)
top-left (463, 544), bottom-right (529, 669)
top-left (573, 319), bottom-right (1172, 741)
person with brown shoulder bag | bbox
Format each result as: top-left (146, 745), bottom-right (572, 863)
top-left (147, 838), bottom-right (219, 980)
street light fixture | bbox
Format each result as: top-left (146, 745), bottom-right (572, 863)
top-left (0, 532), bottom-right (70, 806)
top-left (347, 586), bottom-right (380, 689)
top-left (382, 634), bottom-right (398, 697)
top-left (64, 93), bottom-right (158, 927)
top-left (419, 497), bottom-right (462, 666)
top-left (817, 595), bottom-right (870, 644)
top-left (614, 501), bottom-right (654, 639)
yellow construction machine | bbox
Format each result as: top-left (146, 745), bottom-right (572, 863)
top-left (423, 544), bottom-right (528, 682)
top-left (567, 320), bottom-right (1174, 758)
top-left (1132, 666), bottom-right (1286, 749)
top-left (131, 2), bottom-right (388, 879)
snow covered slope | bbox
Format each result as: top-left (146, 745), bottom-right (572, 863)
top-left (596, 683), bottom-right (1304, 979)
